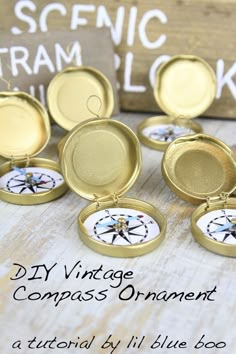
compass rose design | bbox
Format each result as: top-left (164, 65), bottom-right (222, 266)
top-left (144, 124), bottom-right (193, 143)
top-left (197, 209), bottom-right (236, 245)
top-left (84, 208), bottom-right (160, 246)
top-left (0, 167), bottom-right (64, 195)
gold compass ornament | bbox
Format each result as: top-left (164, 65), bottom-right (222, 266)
top-left (60, 118), bottom-right (166, 257)
top-left (138, 55), bottom-right (216, 151)
top-left (162, 134), bottom-right (236, 257)
top-left (47, 66), bottom-right (114, 131)
top-left (0, 92), bottom-right (67, 205)
top-left (192, 199), bottom-right (236, 257)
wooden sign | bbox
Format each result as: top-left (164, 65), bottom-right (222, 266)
top-left (0, 28), bottom-right (119, 114)
top-left (0, 0), bottom-right (236, 118)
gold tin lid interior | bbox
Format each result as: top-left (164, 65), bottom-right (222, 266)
top-left (61, 119), bottom-right (141, 200)
top-left (0, 92), bottom-right (50, 159)
top-left (137, 115), bottom-right (202, 151)
top-left (154, 55), bottom-right (216, 119)
top-left (162, 134), bottom-right (236, 204)
top-left (47, 66), bottom-right (114, 131)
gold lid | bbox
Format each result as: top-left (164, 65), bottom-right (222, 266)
top-left (137, 115), bottom-right (202, 151)
top-left (61, 118), bottom-right (141, 200)
top-left (162, 134), bottom-right (236, 204)
top-left (0, 92), bottom-right (50, 159)
top-left (47, 66), bottom-right (114, 131)
top-left (154, 55), bottom-right (216, 119)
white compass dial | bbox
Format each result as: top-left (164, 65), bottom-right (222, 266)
top-left (197, 209), bottom-right (236, 245)
top-left (142, 124), bottom-right (194, 143)
top-left (84, 207), bottom-right (160, 246)
top-left (0, 167), bottom-right (64, 195)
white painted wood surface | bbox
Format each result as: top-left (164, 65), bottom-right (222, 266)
top-left (0, 113), bottom-right (236, 354)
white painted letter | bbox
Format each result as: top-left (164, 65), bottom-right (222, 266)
top-left (33, 45), bottom-right (55, 74)
top-left (124, 52), bottom-right (146, 92)
top-left (149, 55), bottom-right (170, 87)
top-left (216, 59), bottom-right (236, 99)
top-left (0, 48), bottom-right (8, 76)
top-left (127, 7), bottom-right (138, 47)
top-left (97, 6), bottom-right (125, 46)
top-left (39, 84), bottom-right (46, 106)
top-left (71, 5), bottom-right (96, 29)
top-left (11, 0), bottom-right (37, 34)
top-left (55, 42), bottom-right (82, 71)
top-left (139, 10), bottom-right (167, 49)
top-left (10, 46), bottom-right (32, 76)
top-left (40, 3), bottom-right (67, 32)
top-left (29, 85), bottom-right (35, 97)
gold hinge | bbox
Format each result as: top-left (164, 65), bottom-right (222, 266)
top-left (94, 193), bottom-right (119, 209)
top-left (10, 155), bottom-right (30, 168)
top-left (205, 192), bottom-right (229, 211)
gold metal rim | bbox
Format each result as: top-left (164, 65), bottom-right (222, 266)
top-left (191, 198), bottom-right (236, 257)
top-left (78, 197), bottom-right (167, 258)
top-left (154, 55), bottom-right (217, 118)
top-left (47, 66), bottom-right (114, 131)
top-left (0, 158), bottom-right (68, 205)
top-left (60, 118), bottom-right (142, 201)
top-left (0, 91), bottom-right (51, 159)
top-left (162, 134), bottom-right (236, 204)
top-left (137, 115), bottom-right (203, 151)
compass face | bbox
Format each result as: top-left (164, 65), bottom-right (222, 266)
top-left (0, 167), bottom-right (64, 195)
top-left (84, 207), bottom-right (160, 246)
top-left (197, 209), bottom-right (236, 245)
top-left (142, 124), bottom-right (194, 143)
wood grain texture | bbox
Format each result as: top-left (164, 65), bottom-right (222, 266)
top-left (0, 114), bottom-right (236, 353)
top-left (1, 0), bottom-right (236, 118)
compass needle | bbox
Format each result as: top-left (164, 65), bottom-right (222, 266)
top-left (12, 166), bottom-right (26, 175)
top-left (214, 222), bottom-right (233, 233)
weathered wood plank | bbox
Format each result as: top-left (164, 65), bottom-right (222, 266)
top-left (1, 1), bottom-right (236, 118)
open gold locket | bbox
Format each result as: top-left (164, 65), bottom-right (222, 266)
top-left (47, 66), bottom-right (114, 131)
top-left (138, 55), bottom-right (216, 151)
top-left (0, 92), bottom-right (67, 205)
top-left (162, 134), bottom-right (236, 257)
top-left (60, 118), bottom-right (166, 257)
